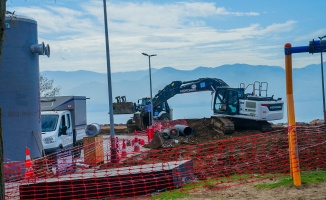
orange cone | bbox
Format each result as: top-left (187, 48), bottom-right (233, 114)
top-left (139, 139), bottom-right (145, 146)
top-left (132, 138), bottom-right (136, 146)
top-left (133, 137), bottom-right (140, 152)
top-left (121, 139), bottom-right (127, 157)
top-left (147, 127), bottom-right (152, 143)
top-left (25, 147), bottom-right (34, 181)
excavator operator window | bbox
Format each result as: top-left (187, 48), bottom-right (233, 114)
top-left (237, 89), bottom-right (245, 99)
top-left (155, 102), bottom-right (168, 115)
top-left (226, 90), bottom-right (239, 115)
top-left (214, 89), bottom-right (227, 113)
top-left (161, 102), bottom-right (166, 111)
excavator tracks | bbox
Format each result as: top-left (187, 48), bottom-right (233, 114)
top-left (211, 116), bottom-right (235, 135)
top-left (211, 116), bottom-right (273, 135)
top-left (259, 121), bottom-right (273, 132)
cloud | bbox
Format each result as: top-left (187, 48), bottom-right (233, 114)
top-left (214, 7), bottom-right (259, 16)
top-left (14, 6), bottom-right (96, 36)
top-left (8, 1), bottom-right (317, 73)
top-left (295, 29), bottom-right (326, 42)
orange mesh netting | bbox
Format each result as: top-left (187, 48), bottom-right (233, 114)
top-left (4, 124), bottom-right (326, 199)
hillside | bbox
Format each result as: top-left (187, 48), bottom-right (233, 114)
top-left (41, 63), bottom-right (326, 124)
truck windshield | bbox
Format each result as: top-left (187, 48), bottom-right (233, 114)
top-left (41, 115), bottom-right (59, 132)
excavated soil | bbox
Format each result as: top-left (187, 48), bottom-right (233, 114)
top-left (101, 118), bottom-right (285, 147)
top-left (100, 119), bottom-right (326, 199)
top-left (160, 118), bottom-right (286, 148)
top-left (157, 118), bottom-right (256, 148)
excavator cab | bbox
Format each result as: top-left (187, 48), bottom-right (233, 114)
top-left (213, 88), bottom-right (245, 115)
top-left (135, 97), bottom-right (150, 112)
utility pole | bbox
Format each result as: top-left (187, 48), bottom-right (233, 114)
top-left (142, 53), bottom-right (157, 126)
top-left (102, 0), bottom-right (119, 163)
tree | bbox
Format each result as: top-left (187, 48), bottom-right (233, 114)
top-left (39, 74), bottom-right (61, 97)
top-left (0, 1), bottom-right (5, 56)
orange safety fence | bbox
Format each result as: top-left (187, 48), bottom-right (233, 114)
top-left (3, 124), bottom-right (326, 199)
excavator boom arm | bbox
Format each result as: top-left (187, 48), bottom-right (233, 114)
top-left (153, 78), bottom-right (229, 107)
top-left (112, 77), bottom-right (229, 115)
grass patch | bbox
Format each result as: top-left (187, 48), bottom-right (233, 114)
top-left (152, 171), bottom-right (326, 199)
top-left (255, 170), bottom-right (326, 189)
top-left (151, 173), bottom-right (275, 199)
top-left (151, 179), bottom-right (217, 200)
top-left (151, 190), bottom-right (189, 200)
top-left (301, 170), bottom-right (326, 184)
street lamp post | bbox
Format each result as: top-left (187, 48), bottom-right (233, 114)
top-left (319, 35), bottom-right (326, 124)
top-left (142, 53), bottom-right (157, 126)
top-left (103, 0), bottom-right (118, 163)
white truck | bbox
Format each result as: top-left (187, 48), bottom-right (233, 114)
top-left (40, 96), bottom-right (89, 155)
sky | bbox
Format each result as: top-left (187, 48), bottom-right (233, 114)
top-left (6, 0), bottom-right (326, 73)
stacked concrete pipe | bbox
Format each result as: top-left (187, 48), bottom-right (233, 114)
top-left (161, 125), bottom-right (193, 139)
top-left (173, 125), bottom-right (193, 137)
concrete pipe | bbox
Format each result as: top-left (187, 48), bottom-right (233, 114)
top-left (169, 128), bottom-right (180, 139)
top-left (85, 123), bottom-right (101, 137)
top-left (162, 128), bottom-right (171, 139)
top-left (173, 125), bottom-right (193, 137)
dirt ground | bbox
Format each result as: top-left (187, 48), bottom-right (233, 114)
top-left (129, 180), bottom-right (326, 200)
top-left (101, 118), bottom-right (285, 147)
top-left (182, 181), bottom-right (326, 200)
top-left (101, 118), bottom-right (326, 200)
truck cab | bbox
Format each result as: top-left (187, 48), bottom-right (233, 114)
top-left (41, 110), bottom-right (73, 154)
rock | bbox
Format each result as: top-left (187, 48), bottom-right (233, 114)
top-left (143, 133), bottom-right (163, 149)
top-left (310, 119), bottom-right (324, 125)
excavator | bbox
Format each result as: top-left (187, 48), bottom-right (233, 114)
top-left (113, 78), bottom-right (284, 134)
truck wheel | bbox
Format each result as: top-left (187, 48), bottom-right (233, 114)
top-left (73, 143), bottom-right (82, 158)
top-left (159, 113), bottom-right (170, 121)
top-left (127, 119), bottom-right (136, 133)
top-left (126, 119), bottom-right (133, 126)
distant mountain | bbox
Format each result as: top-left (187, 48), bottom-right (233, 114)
top-left (41, 63), bottom-right (326, 124)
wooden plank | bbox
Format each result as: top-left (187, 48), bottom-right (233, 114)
top-left (83, 136), bottom-right (104, 166)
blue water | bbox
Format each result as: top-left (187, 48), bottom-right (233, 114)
top-left (87, 100), bottom-right (324, 125)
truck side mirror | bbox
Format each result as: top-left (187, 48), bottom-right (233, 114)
top-left (60, 126), bottom-right (68, 135)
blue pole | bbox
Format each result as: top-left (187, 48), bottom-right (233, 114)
top-left (284, 40), bottom-right (326, 55)
top-left (284, 46), bottom-right (310, 55)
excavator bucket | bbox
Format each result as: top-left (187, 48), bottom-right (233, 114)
top-left (113, 102), bottom-right (135, 114)
top-left (112, 96), bottom-right (135, 114)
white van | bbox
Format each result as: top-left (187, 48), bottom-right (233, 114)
top-left (41, 96), bottom-right (88, 155)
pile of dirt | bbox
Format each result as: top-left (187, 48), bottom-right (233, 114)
top-left (100, 118), bottom-right (287, 148)
top-left (158, 118), bottom-right (278, 148)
